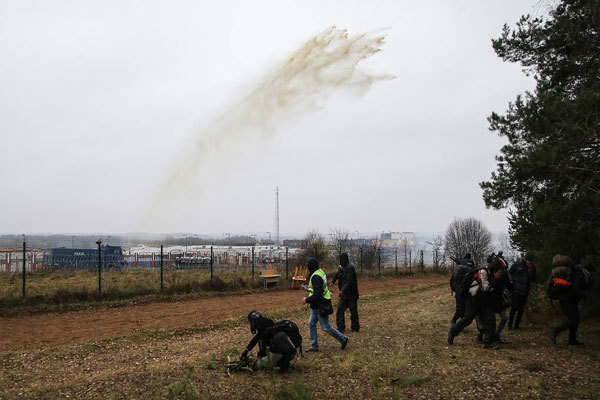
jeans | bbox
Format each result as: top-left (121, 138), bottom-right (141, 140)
top-left (336, 297), bottom-right (359, 332)
top-left (308, 307), bottom-right (347, 350)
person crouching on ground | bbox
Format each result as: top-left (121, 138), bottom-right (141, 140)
top-left (335, 253), bottom-right (360, 333)
top-left (302, 257), bottom-right (349, 352)
top-left (240, 311), bottom-right (297, 371)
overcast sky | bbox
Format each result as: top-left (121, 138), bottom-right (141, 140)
top-left (0, 0), bottom-right (544, 236)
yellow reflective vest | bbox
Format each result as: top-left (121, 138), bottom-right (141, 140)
top-left (308, 268), bottom-right (332, 300)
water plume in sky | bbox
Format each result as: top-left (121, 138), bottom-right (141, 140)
top-left (145, 26), bottom-right (393, 228)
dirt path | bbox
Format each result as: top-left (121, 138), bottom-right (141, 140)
top-left (0, 276), bottom-right (444, 351)
top-left (1, 280), bottom-right (598, 400)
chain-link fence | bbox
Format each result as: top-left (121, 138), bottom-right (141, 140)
top-left (1, 235), bottom-right (509, 307)
top-left (0, 236), bottom-right (305, 306)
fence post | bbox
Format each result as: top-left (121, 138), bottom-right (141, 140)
top-left (22, 240), bottom-right (26, 297)
top-left (251, 246), bottom-right (255, 278)
top-left (285, 247), bottom-right (289, 279)
top-left (409, 250), bottom-right (412, 275)
top-left (160, 245), bottom-right (164, 291)
top-left (360, 247), bottom-right (363, 275)
top-left (395, 248), bottom-right (398, 274)
top-left (210, 246), bottom-right (214, 281)
top-left (420, 250), bottom-right (424, 272)
top-left (378, 247), bottom-right (381, 276)
top-left (96, 239), bottom-right (102, 296)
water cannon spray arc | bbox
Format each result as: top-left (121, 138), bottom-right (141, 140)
top-left (145, 26), bottom-right (393, 227)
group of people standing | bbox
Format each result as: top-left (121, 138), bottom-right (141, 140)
top-left (448, 251), bottom-right (589, 348)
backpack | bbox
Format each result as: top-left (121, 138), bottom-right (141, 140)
top-left (271, 320), bottom-right (303, 355)
top-left (469, 268), bottom-right (492, 296)
top-left (453, 265), bottom-right (477, 297)
top-left (546, 266), bottom-right (574, 300)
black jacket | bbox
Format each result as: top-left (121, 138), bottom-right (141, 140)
top-left (331, 268), bottom-right (343, 290)
top-left (509, 260), bottom-right (536, 296)
top-left (244, 317), bottom-right (274, 357)
top-left (339, 263), bottom-right (359, 300)
top-left (489, 269), bottom-right (512, 312)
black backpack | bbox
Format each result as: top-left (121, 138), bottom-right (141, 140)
top-left (453, 265), bottom-right (477, 297)
top-left (272, 320), bottom-right (303, 354)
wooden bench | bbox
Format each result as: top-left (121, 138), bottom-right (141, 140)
top-left (259, 264), bottom-right (281, 288)
top-left (291, 266), bottom-right (308, 289)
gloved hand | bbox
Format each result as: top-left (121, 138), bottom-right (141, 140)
top-left (240, 350), bottom-right (248, 359)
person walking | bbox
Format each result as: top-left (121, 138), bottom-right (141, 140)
top-left (488, 255), bottom-right (511, 343)
top-left (508, 253), bottom-right (536, 329)
top-left (302, 257), bottom-right (349, 352)
top-left (335, 253), bottom-right (360, 333)
top-left (450, 253), bottom-right (476, 327)
top-left (548, 255), bottom-right (589, 346)
top-left (448, 261), bottom-right (498, 349)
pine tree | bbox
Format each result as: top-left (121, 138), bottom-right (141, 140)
top-left (481, 1), bottom-right (600, 275)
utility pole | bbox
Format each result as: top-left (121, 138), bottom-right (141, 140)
top-left (96, 239), bottom-right (102, 295)
top-left (275, 186), bottom-right (280, 246)
top-left (160, 245), bottom-right (164, 291)
top-left (22, 236), bottom-right (26, 297)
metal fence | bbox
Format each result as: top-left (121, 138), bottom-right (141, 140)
top-left (0, 235), bottom-right (517, 301)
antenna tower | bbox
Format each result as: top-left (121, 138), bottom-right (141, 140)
top-left (275, 186), bottom-right (280, 245)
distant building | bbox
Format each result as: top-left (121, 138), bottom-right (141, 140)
top-left (282, 239), bottom-right (304, 248)
top-left (379, 232), bottom-right (415, 249)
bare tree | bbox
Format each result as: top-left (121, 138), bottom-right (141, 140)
top-left (300, 230), bottom-right (330, 266)
top-left (444, 217), bottom-right (493, 265)
top-left (431, 235), bottom-right (445, 268)
top-left (328, 228), bottom-right (351, 255)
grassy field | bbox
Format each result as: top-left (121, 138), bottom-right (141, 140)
top-left (1, 278), bottom-right (598, 399)
top-left (0, 266), bottom-right (433, 315)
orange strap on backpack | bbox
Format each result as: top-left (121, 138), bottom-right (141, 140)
top-left (552, 277), bottom-right (572, 287)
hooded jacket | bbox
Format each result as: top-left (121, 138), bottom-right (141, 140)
top-left (509, 259), bottom-right (536, 296)
top-left (338, 253), bottom-right (359, 300)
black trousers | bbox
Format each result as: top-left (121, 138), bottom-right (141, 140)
top-left (451, 295), bottom-right (466, 325)
top-left (336, 297), bottom-right (359, 332)
top-left (509, 293), bottom-right (528, 328)
top-left (554, 299), bottom-right (580, 343)
top-left (450, 297), bottom-right (495, 344)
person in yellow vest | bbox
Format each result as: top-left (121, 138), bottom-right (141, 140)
top-left (301, 257), bottom-right (349, 352)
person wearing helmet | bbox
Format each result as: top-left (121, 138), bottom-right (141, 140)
top-left (241, 310), bottom-right (274, 361)
top-left (240, 311), bottom-right (297, 371)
